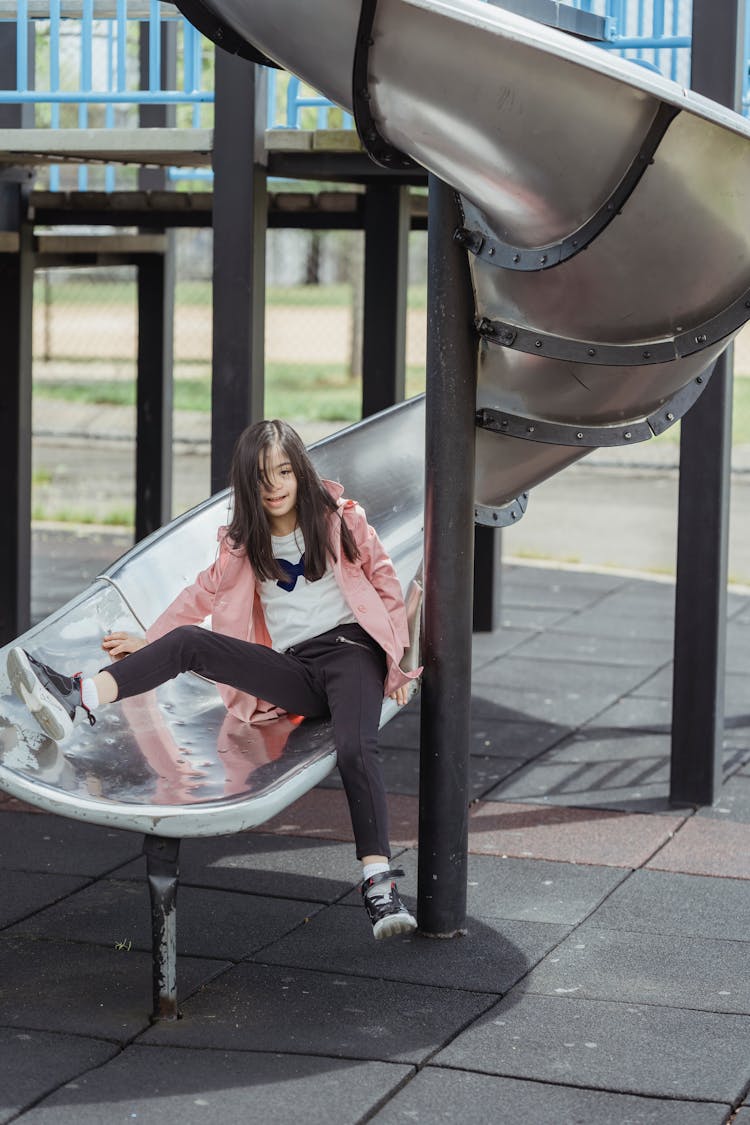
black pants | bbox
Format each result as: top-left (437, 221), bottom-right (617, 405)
top-left (103, 622), bottom-right (390, 858)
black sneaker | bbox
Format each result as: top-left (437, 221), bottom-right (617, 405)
top-left (7, 648), bottom-right (95, 743)
top-left (361, 867), bottom-right (417, 940)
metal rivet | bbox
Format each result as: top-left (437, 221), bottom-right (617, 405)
top-left (666, 412), bottom-right (674, 422)
top-left (745, 300), bottom-right (750, 308)
top-left (695, 333), bottom-right (707, 344)
top-left (511, 510), bottom-right (517, 519)
top-left (488, 247), bottom-right (495, 256)
top-left (587, 348), bottom-right (596, 357)
top-left (215, 25), bottom-right (224, 38)
top-left (500, 419), bottom-right (508, 427)
top-left (643, 350), bottom-right (651, 359)
top-left (534, 340), bottom-right (543, 349)
top-left (540, 255), bottom-right (548, 264)
top-left (527, 425), bottom-right (535, 433)
top-left (576, 432), bottom-right (584, 440)
top-left (624, 431), bottom-right (632, 440)
top-left (493, 513), bottom-right (498, 522)
top-left (572, 240), bottom-right (578, 247)
top-left (512, 253), bottom-right (520, 263)
top-left (696, 376), bottom-right (704, 384)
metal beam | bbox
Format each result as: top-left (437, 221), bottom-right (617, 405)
top-left (136, 248), bottom-right (175, 541)
top-left (417, 176), bottom-right (476, 936)
top-left (361, 183), bottom-right (409, 417)
top-left (210, 51), bottom-right (267, 493)
top-left (670, 0), bottom-right (744, 806)
top-left (0, 24), bottom-right (33, 644)
top-left (473, 526), bottom-right (502, 632)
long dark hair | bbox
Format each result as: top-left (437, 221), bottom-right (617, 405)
top-left (226, 419), bottom-right (360, 582)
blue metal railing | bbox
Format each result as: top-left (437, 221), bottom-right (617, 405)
top-left (2, 0), bottom-right (750, 188)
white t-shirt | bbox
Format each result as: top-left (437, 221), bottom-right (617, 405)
top-left (259, 528), bottom-right (356, 652)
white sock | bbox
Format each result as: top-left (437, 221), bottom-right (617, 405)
top-left (80, 677), bottom-right (100, 713)
top-left (362, 861), bottom-right (391, 891)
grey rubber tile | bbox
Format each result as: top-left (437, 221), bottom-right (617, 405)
top-left (539, 730), bottom-right (671, 763)
top-left (582, 695), bottom-right (672, 733)
top-left (370, 1067), bottom-right (726, 1124)
top-left (549, 604), bottom-right (674, 641)
top-left (698, 774), bottom-right (750, 823)
top-left (509, 629), bottom-right (672, 668)
top-left (588, 869), bottom-right (750, 942)
top-left (727, 621), bottom-right (750, 674)
top-left (434, 992), bottom-right (750, 1102)
top-left (471, 658), bottom-right (656, 727)
top-left (0, 1028), bottom-right (118, 1125)
top-left (592, 582), bottom-right (676, 615)
top-left (637, 668), bottom-right (747, 715)
top-left (482, 754), bottom-right (671, 812)
top-left (141, 962), bottom-right (495, 1064)
top-left (471, 626), bottom-right (535, 670)
top-left (503, 570), bottom-right (626, 610)
top-left (0, 871), bottom-right (89, 929)
top-left (0, 812), bottom-right (143, 876)
top-left (254, 903), bottom-right (568, 994)
top-left (340, 851), bottom-right (626, 927)
top-left (178, 834), bottom-right (358, 903)
top-left (17, 1045), bottom-right (412, 1125)
top-left (0, 937), bottom-right (229, 1040)
top-left (377, 705), bottom-right (569, 761)
top-left (497, 605), bottom-right (572, 631)
top-left (7, 879), bottom-right (321, 961)
top-left (522, 925), bottom-right (750, 1013)
top-left (317, 747), bottom-right (525, 799)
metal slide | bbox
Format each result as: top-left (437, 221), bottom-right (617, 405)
top-left (177, 0), bottom-right (750, 523)
top-left (0, 401), bottom-right (424, 835)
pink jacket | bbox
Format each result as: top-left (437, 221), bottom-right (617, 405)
top-left (146, 480), bottom-right (421, 724)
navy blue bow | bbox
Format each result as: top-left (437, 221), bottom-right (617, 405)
top-left (276, 554), bottom-right (306, 592)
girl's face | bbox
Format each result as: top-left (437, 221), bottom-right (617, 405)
top-left (259, 443), bottom-right (298, 533)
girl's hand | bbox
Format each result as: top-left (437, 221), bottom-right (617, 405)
top-left (102, 632), bottom-right (147, 660)
top-left (389, 684), bottom-right (410, 707)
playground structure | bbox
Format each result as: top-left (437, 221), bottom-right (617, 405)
top-left (0, 0), bottom-right (746, 1011)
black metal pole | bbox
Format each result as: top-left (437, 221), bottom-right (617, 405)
top-left (211, 51), bottom-right (267, 493)
top-left (136, 249), bottom-right (174, 540)
top-left (0, 23), bottom-right (33, 645)
top-left (473, 525), bottom-right (502, 632)
top-left (670, 0), bottom-right (743, 805)
top-left (417, 176), bottom-right (476, 936)
top-left (143, 834), bottom-right (181, 1021)
top-left (361, 183), bottom-right (409, 417)
top-left (135, 23), bottom-right (176, 541)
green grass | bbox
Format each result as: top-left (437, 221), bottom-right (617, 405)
top-left (32, 505), bottom-right (134, 528)
top-left (33, 280), bottom-right (429, 311)
top-left (33, 363), bottom-right (427, 422)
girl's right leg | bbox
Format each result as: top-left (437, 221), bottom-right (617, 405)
top-left (9, 626), bottom-right (327, 742)
top-left (104, 625), bottom-right (328, 718)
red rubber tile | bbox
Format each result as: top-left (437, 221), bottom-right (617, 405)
top-left (647, 817), bottom-right (750, 879)
top-left (468, 800), bottom-right (688, 867)
top-left (251, 788), bottom-right (419, 848)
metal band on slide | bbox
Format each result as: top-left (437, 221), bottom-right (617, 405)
top-left (455, 102), bottom-right (680, 272)
top-left (475, 281), bottom-right (750, 367)
top-left (353, 0), bottom-right (419, 170)
top-left (475, 493), bottom-right (529, 527)
top-left (475, 371), bottom-right (712, 448)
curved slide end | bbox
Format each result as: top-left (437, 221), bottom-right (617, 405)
top-left (175, 0), bottom-right (750, 512)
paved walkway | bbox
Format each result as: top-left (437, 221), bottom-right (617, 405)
top-left (0, 531), bottom-right (749, 1122)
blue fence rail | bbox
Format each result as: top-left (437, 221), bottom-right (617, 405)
top-left (1, 0), bottom-right (749, 188)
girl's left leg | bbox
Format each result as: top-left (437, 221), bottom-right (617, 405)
top-left (308, 626), bottom-right (416, 939)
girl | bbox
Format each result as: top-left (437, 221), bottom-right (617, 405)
top-left (8, 419), bottom-right (421, 940)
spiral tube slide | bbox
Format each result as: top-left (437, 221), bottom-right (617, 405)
top-left (177, 0), bottom-right (750, 517)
